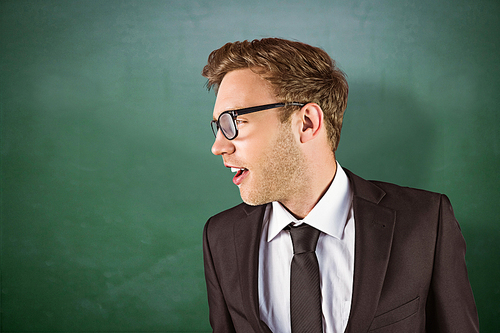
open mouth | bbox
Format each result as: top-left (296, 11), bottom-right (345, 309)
top-left (231, 167), bottom-right (249, 186)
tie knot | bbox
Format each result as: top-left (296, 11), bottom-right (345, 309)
top-left (288, 223), bottom-right (321, 254)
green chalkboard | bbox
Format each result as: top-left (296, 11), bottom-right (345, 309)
top-left (1, 0), bottom-right (499, 331)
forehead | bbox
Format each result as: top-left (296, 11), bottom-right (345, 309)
top-left (213, 68), bottom-right (277, 117)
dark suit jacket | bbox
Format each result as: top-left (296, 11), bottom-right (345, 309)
top-left (203, 169), bottom-right (479, 332)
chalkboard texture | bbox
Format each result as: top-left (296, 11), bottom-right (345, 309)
top-left (1, 0), bottom-right (499, 331)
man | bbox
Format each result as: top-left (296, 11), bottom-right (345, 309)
top-left (202, 38), bottom-right (479, 332)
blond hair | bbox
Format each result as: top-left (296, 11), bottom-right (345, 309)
top-left (202, 38), bottom-right (348, 152)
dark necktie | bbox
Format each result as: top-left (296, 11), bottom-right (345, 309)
top-left (289, 223), bottom-right (323, 333)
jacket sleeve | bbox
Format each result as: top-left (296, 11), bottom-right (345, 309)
top-left (203, 218), bottom-right (237, 333)
top-left (425, 194), bottom-right (479, 332)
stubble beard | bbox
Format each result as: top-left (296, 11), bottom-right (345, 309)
top-left (240, 122), bottom-right (308, 206)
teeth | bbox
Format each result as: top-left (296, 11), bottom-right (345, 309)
top-left (231, 167), bottom-right (244, 173)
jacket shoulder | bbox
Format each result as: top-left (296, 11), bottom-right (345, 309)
top-left (209, 202), bottom-right (252, 220)
top-left (371, 179), bottom-right (442, 200)
top-left (370, 179), bottom-right (445, 211)
top-left (345, 168), bottom-right (446, 214)
top-left (204, 203), bottom-right (266, 236)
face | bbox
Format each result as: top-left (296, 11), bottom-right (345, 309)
top-left (211, 68), bottom-right (307, 206)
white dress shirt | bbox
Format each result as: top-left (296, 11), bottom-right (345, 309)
top-left (258, 163), bottom-right (355, 333)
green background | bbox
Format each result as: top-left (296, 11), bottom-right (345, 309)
top-left (1, 0), bottom-right (498, 331)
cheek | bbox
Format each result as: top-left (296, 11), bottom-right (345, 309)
top-left (241, 145), bottom-right (264, 167)
top-left (238, 134), bottom-right (276, 159)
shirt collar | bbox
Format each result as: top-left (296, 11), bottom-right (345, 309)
top-left (267, 162), bottom-right (353, 242)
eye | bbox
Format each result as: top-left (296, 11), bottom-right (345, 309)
top-left (235, 119), bottom-right (245, 125)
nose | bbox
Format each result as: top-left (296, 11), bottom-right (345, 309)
top-left (211, 130), bottom-right (235, 155)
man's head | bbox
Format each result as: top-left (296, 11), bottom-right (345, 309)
top-left (208, 68), bottom-right (309, 206)
top-left (204, 38), bottom-right (347, 214)
top-left (202, 38), bottom-right (348, 152)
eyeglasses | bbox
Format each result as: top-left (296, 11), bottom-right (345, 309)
top-left (211, 102), bottom-right (305, 140)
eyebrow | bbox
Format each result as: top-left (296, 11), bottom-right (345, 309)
top-left (212, 105), bottom-right (245, 120)
top-left (225, 105), bottom-right (246, 112)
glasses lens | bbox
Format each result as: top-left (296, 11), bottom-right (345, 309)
top-left (211, 120), bottom-right (219, 137)
top-left (219, 113), bottom-right (237, 139)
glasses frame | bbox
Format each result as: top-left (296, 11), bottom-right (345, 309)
top-left (211, 102), bottom-right (305, 140)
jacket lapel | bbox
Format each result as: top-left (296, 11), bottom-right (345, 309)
top-left (344, 170), bottom-right (396, 333)
top-left (233, 204), bottom-right (273, 333)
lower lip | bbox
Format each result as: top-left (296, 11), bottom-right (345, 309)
top-left (233, 169), bottom-right (249, 186)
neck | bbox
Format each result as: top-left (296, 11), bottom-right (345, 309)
top-left (280, 157), bottom-right (337, 220)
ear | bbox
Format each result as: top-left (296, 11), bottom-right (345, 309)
top-left (293, 103), bottom-right (324, 143)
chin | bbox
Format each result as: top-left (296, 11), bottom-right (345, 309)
top-left (239, 187), bottom-right (276, 206)
top-left (240, 194), bottom-right (266, 206)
